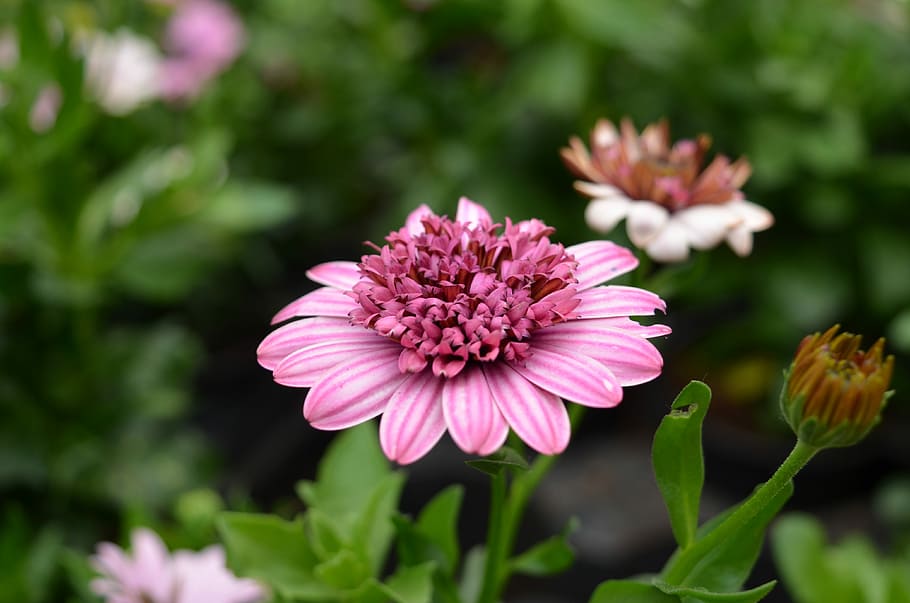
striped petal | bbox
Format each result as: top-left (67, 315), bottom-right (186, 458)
top-left (257, 317), bottom-right (382, 370)
top-left (306, 261), bottom-right (361, 290)
top-left (566, 241), bottom-right (639, 290)
top-left (380, 372), bottom-right (446, 465)
top-left (442, 366), bottom-right (498, 454)
top-left (575, 285), bottom-right (666, 318)
top-left (483, 363), bottom-right (570, 455)
top-left (455, 196), bottom-right (492, 227)
top-left (273, 338), bottom-right (394, 387)
top-left (303, 347), bottom-right (407, 429)
top-left (510, 344), bottom-right (622, 407)
top-left (478, 405), bottom-right (509, 456)
top-left (271, 287), bottom-right (358, 324)
top-left (534, 320), bottom-right (664, 386)
top-left (589, 317), bottom-right (673, 339)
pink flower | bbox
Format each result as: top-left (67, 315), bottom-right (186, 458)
top-left (29, 83), bottom-right (62, 133)
top-left (562, 117), bottom-right (774, 262)
top-left (259, 198), bottom-right (670, 464)
top-left (91, 528), bottom-right (264, 603)
top-left (159, 0), bottom-right (244, 101)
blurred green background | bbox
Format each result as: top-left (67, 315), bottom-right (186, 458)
top-left (1, 0), bottom-right (908, 601)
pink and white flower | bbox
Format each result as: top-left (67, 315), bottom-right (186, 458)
top-left (91, 528), bottom-right (264, 603)
top-left (258, 197), bottom-right (670, 464)
top-left (562, 117), bottom-right (774, 263)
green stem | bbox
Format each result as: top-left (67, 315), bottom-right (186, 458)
top-left (663, 439), bottom-right (819, 585)
top-left (477, 405), bottom-right (587, 603)
top-left (477, 470), bottom-right (507, 603)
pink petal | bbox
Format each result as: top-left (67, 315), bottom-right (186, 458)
top-left (592, 317), bottom-right (673, 339)
top-left (455, 196), bottom-right (492, 227)
top-left (305, 261), bottom-right (361, 290)
top-left (257, 317), bottom-right (381, 370)
top-left (478, 405), bottom-right (509, 456)
top-left (405, 204), bottom-right (434, 235)
top-left (442, 366), bottom-right (498, 454)
top-left (303, 348), bottom-right (407, 430)
top-left (510, 344), bottom-right (622, 407)
top-left (575, 285), bottom-right (666, 318)
top-left (379, 372), bottom-right (446, 464)
top-left (271, 287), bottom-right (358, 324)
top-left (566, 240), bottom-right (639, 290)
top-left (534, 321), bottom-right (664, 386)
top-left (483, 362), bottom-right (570, 455)
top-left (273, 338), bottom-right (394, 387)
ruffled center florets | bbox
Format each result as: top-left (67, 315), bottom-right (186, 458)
top-left (349, 214), bottom-right (581, 378)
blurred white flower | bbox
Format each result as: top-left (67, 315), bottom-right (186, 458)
top-left (84, 29), bottom-right (162, 115)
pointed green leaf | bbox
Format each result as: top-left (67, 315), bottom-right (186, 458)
top-left (313, 549), bottom-right (371, 591)
top-left (458, 546), bottom-right (487, 603)
top-left (352, 472), bottom-right (406, 573)
top-left (217, 512), bottom-right (336, 600)
top-left (654, 579), bottom-right (776, 602)
top-left (297, 423), bottom-right (390, 523)
top-left (305, 509), bottom-right (345, 560)
top-left (416, 486), bottom-right (463, 575)
top-left (375, 562), bottom-right (436, 603)
top-left (510, 517), bottom-right (578, 576)
top-left (465, 446), bottom-right (529, 477)
top-left (652, 381), bottom-right (712, 550)
top-left (664, 481), bottom-right (794, 592)
top-left (589, 580), bottom-right (679, 603)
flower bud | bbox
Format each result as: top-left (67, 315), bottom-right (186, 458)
top-left (781, 325), bottom-right (894, 448)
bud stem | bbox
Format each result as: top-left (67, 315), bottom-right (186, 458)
top-left (663, 440), bottom-right (819, 585)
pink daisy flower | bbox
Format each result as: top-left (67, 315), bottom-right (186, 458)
top-left (258, 198), bottom-right (670, 464)
top-left (91, 528), bottom-right (264, 603)
top-left (562, 117), bottom-right (774, 263)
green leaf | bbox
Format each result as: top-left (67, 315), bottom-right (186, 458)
top-left (510, 517), bottom-right (578, 576)
top-left (374, 562), bottom-right (436, 603)
top-left (351, 472), bottom-right (406, 574)
top-left (588, 579), bottom-right (679, 603)
top-left (665, 481), bottom-right (794, 593)
top-left (465, 446), bottom-right (529, 477)
top-left (415, 486), bottom-right (463, 575)
top-left (771, 514), bottom-right (857, 603)
top-left (217, 512), bottom-right (336, 600)
top-left (297, 423), bottom-right (390, 524)
top-left (653, 580), bottom-right (776, 602)
top-left (305, 509), bottom-right (345, 560)
top-left (458, 546), bottom-right (487, 603)
top-left (313, 549), bottom-right (371, 591)
top-left (652, 381), bottom-right (711, 549)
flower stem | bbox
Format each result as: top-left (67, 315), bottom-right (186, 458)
top-left (663, 439), bottom-right (819, 585)
top-left (476, 405), bottom-right (587, 603)
top-left (477, 469), bottom-right (507, 603)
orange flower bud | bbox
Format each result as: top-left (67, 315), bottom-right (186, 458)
top-left (781, 325), bottom-right (894, 448)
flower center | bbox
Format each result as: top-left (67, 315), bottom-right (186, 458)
top-left (349, 214), bottom-right (581, 378)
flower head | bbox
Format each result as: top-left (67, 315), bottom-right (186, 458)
top-left (91, 527), bottom-right (264, 603)
top-left (259, 197), bottom-right (670, 464)
top-left (562, 117), bottom-right (773, 262)
top-left (780, 325), bottom-right (894, 449)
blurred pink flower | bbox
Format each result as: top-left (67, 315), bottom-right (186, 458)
top-left (84, 29), bottom-right (162, 115)
top-left (562, 117), bottom-right (773, 263)
top-left (91, 528), bottom-right (264, 603)
top-left (29, 83), bottom-right (62, 133)
top-left (159, 0), bottom-right (244, 101)
top-left (259, 197), bottom-right (669, 464)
